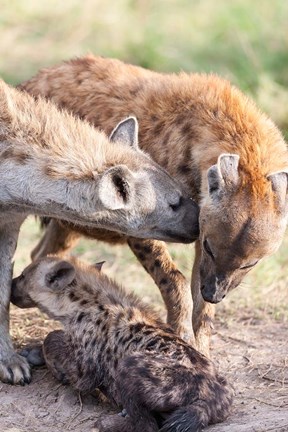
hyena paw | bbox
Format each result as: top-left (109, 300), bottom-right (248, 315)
top-left (94, 414), bottom-right (123, 432)
top-left (19, 344), bottom-right (45, 366)
top-left (0, 350), bottom-right (31, 385)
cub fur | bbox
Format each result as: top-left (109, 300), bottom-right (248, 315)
top-left (11, 256), bottom-right (233, 432)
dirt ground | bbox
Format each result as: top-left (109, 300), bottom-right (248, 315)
top-left (0, 308), bottom-right (286, 432)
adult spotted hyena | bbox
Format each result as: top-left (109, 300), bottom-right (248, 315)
top-left (11, 256), bottom-right (233, 432)
top-left (0, 79), bottom-right (198, 384)
top-left (20, 56), bottom-right (288, 355)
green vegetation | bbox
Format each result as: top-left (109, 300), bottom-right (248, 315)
top-left (1, 0), bottom-right (287, 136)
top-left (1, 1), bottom-right (288, 321)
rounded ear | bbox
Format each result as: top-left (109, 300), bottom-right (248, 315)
top-left (267, 171), bottom-right (288, 212)
top-left (109, 116), bottom-right (139, 150)
top-left (45, 261), bottom-right (76, 290)
top-left (207, 153), bottom-right (240, 199)
top-left (98, 165), bottom-right (135, 210)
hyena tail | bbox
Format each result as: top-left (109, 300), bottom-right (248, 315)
top-left (160, 376), bottom-right (233, 432)
top-left (159, 401), bottom-right (209, 432)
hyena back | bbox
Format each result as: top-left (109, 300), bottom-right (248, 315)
top-left (20, 56), bottom-right (288, 355)
top-left (11, 256), bottom-right (233, 432)
top-left (0, 79), bottom-right (198, 385)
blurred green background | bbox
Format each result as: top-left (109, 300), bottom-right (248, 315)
top-left (1, 0), bottom-right (288, 137)
top-left (1, 0), bottom-right (287, 322)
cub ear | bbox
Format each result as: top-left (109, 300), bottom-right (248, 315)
top-left (267, 171), bottom-right (288, 211)
top-left (98, 165), bottom-right (135, 210)
top-left (93, 261), bottom-right (105, 271)
top-left (45, 261), bottom-right (76, 290)
top-left (109, 116), bottom-right (139, 150)
top-left (207, 153), bottom-right (240, 199)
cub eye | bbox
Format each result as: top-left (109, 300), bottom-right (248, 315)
top-left (240, 260), bottom-right (258, 270)
top-left (18, 273), bottom-right (25, 281)
top-left (169, 196), bottom-right (183, 211)
top-left (203, 239), bottom-right (214, 260)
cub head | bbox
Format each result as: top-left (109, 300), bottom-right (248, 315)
top-left (199, 153), bottom-right (288, 303)
top-left (11, 256), bottom-right (107, 319)
top-left (11, 257), bottom-right (76, 317)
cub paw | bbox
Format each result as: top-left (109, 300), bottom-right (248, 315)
top-left (19, 344), bottom-right (45, 366)
top-left (94, 414), bottom-right (123, 432)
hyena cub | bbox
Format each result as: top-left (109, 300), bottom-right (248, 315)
top-left (11, 257), bottom-right (233, 432)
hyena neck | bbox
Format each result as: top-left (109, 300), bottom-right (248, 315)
top-left (0, 159), bottom-right (113, 227)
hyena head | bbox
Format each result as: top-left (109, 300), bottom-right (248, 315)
top-left (97, 117), bottom-right (199, 243)
top-left (199, 154), bottom-right (288, 303)
top-left (11, 257), bottom-right (101, 318)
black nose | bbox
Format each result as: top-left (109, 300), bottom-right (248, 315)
top-left (201, 286), bottom-right (226, 304)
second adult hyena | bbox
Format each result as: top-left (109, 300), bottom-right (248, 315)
top-left (0, 79), bottom-right (198, 385)
top-left (11, 256), bottom-right (233, 432)
top-left (20, 56), bottom-right (288, 356)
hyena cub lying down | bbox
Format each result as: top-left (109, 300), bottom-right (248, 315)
top-left (11, 257), bottom-right (233, 432)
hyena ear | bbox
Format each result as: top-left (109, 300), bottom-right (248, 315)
top-left (109, 116), bottom-right (139, 150)
top-left (93, 261), bottom-right (105, 271)
top-left (207, 153), bottom-right (240, 198)
top-left (267, 171), bottom-right (288, 211)
top-left (45, 261), bottom-right (76, 290)
top-left (98, 165), bottom-right (135, 210)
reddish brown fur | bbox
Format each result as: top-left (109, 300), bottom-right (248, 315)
top-left (20, 56), bottom-right (288, 355)
top-left (19, 56), bottom-right (287, 195)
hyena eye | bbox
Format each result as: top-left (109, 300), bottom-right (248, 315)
top-left (203, 239), bottom-right (214, 260)
top-left (240, 260), bottom-right (258, 270)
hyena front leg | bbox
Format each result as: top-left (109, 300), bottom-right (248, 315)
top-left (128, 238), bottom-right (195, 346)
top-left (191, 240), bottom-right (215, 358)
top-left (0, 217), bottom-right (31, 385)
top-left (31, 219), bottom-right (81, 261)
top-left (43, 330), bottom-right (70, 384)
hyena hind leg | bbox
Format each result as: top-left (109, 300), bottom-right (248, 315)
top-left (43, 330), bottom-right (70, 384)
top-left (113, 353), bottom-right (184, 432)
top-left (31, 219), bottom-right (80, 261)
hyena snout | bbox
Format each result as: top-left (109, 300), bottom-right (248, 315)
top-left (187, 197), bottom-right (200, 242)
top-left (10, 276), bottom-right (34, 309)
top-left (201, 274), bottom-right (229, 304)
top-left (155, 196), bottom-right (199, 244)
top-left (172, 196), bottom-right (199, 243)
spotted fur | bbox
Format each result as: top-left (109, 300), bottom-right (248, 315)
top-left (0, 78), bottom-right (199, 385)
top-left (20, 56), bottom-right (288, 355)
top-left (11, 256), bottom-right (233, 432)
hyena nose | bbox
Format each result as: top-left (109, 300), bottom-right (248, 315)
top-left (201, 284), bottom-right (227, 304)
